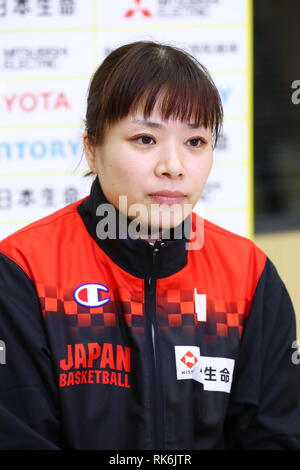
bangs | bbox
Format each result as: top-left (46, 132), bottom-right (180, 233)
top-left (88, 42), bottom-right (223, 146)
top-left (129, 79), bottom-right (223, 143)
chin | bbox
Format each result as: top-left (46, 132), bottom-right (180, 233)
top-left (157, 216), bottom-right (187, 234)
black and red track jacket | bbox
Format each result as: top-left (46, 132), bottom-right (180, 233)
top-left (0, 177), bottom-right (300, 450)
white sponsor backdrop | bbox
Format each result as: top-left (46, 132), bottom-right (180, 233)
top-left (0, 0), bottom-right (253, 239)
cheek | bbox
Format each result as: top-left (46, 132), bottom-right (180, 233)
top-left (188, 157), bottom-right (213, 199)
top-left (115, 165), bottom-right (140, 186)
top-left (101, 156), bottom-right (147, 194)
top-left (116, 159), bottom-right (149, 182)
top-left (192, 157), bottom-right (213, 181)
top-left (204, 160), bottom-right (213, 179)
top-left (203, 151), bottom-right (213, 174)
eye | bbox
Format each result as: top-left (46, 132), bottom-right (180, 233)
top-left (134, 135), bottom-right (155, 145)
top-left (186, 137), bottom-right (204, 148)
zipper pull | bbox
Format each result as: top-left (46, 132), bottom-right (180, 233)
top-left (147, 239), bottom-right (164, 286)
top-left (153, 238), bottom-right (164, 265)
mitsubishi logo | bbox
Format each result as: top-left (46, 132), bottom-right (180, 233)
top-left (124, 0), bottom-right (152, 18)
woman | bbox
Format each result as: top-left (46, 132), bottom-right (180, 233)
top-left (0, 40), bottom-right (299, 450)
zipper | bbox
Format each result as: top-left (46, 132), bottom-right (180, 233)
top-left (145, 239), bottom-right (165, 449)
top-left (148, 242), bottom-right (161, 363)
top-left (151, 324), bottom-right (156, 365)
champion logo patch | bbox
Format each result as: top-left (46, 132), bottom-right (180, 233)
top-left (73, 283), bottom-right (111, 308)
top-left (175, 346), bottom-right (235, 393)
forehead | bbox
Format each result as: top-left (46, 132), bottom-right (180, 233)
top-left (125, 106), bottom-right (211, 133)
top-left (101, 109), bottom-right (212, 146)
top-left (128, 115), bottom-right (206, 131)
top-left (125, 92), bottom-right (210, 130)
top-left (102, 89), bottom-right (214, 140)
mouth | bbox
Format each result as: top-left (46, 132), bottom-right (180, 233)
top-left (148, 191), bottom-right (186, 205)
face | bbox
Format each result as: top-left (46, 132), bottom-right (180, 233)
top-left (84, 101), bottom-right (213, 237)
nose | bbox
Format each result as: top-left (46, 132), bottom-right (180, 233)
top-left (154, 143), bottom-right (185, 178)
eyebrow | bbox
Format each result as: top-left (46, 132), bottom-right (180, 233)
top-left (130, 119), bottom-right (201, 129)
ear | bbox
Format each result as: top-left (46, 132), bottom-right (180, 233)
top-left (83, 132), bottom-right (98, 174)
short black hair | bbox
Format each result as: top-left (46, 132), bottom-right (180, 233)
top-left (85, 40), bottom-right (223, 149)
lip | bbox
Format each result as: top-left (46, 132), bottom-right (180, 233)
top-left (149, 190), bottom-right (186, 205)
top-left (150, 190), bottom-right (185, 197)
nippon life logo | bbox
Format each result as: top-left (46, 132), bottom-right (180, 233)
top-left (175, 346), bottom-right (235, 393)
top-left (74, 283), bottom-right (111, 308)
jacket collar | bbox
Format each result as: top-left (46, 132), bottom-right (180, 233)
top-left (77, 177), bottom-right (189, 279)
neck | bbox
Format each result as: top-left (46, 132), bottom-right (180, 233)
top-left (77, 177), bottom-right (190, 278)
top-left (138, 229), bottom-right (163, 244)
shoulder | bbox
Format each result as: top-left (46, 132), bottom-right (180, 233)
top-left (208, 217), bottom-right (260, 246)
top-left (191, 212), bottom-right (267, 283)
top-left (203, 216), bottom-right (257, 246)
top-left (1, 197), bottom-right (87, 241)
top-left (0, 197), bottom-right (88, 278)
top-left (192, 211), bottom-right (264, 251)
